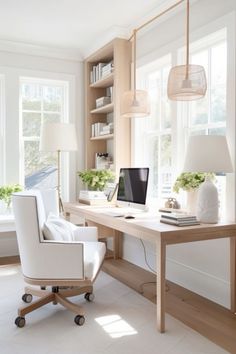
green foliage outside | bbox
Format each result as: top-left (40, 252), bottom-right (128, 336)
top-left (173, 172), bottom-right (215, 193)
top-left (78, 170), bottom-right (115, 191)
top-left (0, 184), bottom-right (23, 208)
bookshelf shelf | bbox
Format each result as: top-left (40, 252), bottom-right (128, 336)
top-left (90, 134), bottom-right (114, 141)
top-left (84, 38), bottom-right (131, 176)
top-left (90, 73), bottom-right (114, 88)
top-left (90, 103), bottom-right (114, 114)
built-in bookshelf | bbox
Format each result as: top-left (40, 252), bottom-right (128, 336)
top-left (84, 38), bottom-right (131, 176)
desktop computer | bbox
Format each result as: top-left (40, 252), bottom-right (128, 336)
top-left (104, 167), bottom-right (149, 218)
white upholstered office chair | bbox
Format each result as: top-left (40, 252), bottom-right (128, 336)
top-left (12, 190), bottom-right (106, 327)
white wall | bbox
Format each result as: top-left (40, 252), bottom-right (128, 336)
top-left (0, 48), bottom-right (84, 256)
top-left (1, 0), bottom-right (236, 309)
top-left (124, 0), bottom-right (236, 308)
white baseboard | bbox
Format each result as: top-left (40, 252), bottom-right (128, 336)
top-left (122, 234), bottom-right (230, 308)
top-left (0, 232), bottom-right (19, 257)
top-left (166, 257), bottom-right (230, 308)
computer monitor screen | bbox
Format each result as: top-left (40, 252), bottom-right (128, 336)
top-left (117, 168), bottom-right (149, 208)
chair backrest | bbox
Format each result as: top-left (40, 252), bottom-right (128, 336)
top-left (12, 189), bottom-right (58, 278)
top-left (40, 188), bottom-right (59, 218)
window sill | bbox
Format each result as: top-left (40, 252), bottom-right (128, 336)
top-left (0, 215), bottom-right (15, 232)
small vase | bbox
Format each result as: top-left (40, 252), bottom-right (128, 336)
top-left (186, 189), bottom-right (198, 214)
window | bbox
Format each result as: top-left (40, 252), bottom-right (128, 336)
top-left (185, 30), bottom-right (227, 215)
top-left (20, 78), bottom-right (68, 191)
top-left (134, 28), bottom-right (228, 211)
top-left (0, 75), bottom-right (5, 185)
top-left (134, 55), bottom-right (172, 203)
top-left (186, 30), bottom-right (227, 136)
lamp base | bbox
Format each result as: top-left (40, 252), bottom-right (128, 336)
top-left (196, 177), bottom-right (218, 223)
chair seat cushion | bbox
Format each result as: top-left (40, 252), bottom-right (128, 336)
top-left (83, 241), bottom-right (106, 280)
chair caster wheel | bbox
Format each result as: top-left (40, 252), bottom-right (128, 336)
top-left (74, 315), bottom-right (85, 326)
top-left (15, 316), bottom-right (26, 328)
top-left (22, 294), bottom-right (33, 303)
top-left (84, 292), bottom-right (94, 302)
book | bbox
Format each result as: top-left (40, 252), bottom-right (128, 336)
top-left (94, 122), bottom-right (106, 136)
top-left (79, 190), bottom-right (107, 200)
top-left (160, 219), bottom-right (200, 227)
top-left (95, 96), bottom-right (111, 108)
top-left (106, 86), bottom-right (113, 100)
top-left (160, 217), bottom-right (200, 226)
top-left (78, 198), bottom-right (109, 206)
top-left (90, 62), bottom-right (108, 83)
top-left (161, 213), bottom-right (197, 222)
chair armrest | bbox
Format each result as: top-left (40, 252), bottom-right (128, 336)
top-left (73, 226), bottom-right (98, 242)
top-left (30, 241), bottom-right (85, 279)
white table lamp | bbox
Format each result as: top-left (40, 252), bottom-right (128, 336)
top-left (183, 135), bottom-right (233, 223)
top-left (40, 122), bottom-right (78, 211)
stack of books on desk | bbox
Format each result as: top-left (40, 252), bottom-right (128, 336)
top-left (160, 213), bottom-right (200, 226)
top-left (79, 190), bottom-right (109, 205)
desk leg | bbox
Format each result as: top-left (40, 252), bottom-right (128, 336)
top-left (156, 237), bottom-right (166, 333)
top-left (114, 231), bottom-right (123, 259)
top-left (230, 236), bottom-right (236, 314)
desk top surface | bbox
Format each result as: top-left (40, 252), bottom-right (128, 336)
top-left (64, 203), bottom-right (236, 244)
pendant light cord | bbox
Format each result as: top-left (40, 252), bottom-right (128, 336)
top-left (128, 0), bottom-right (189, 85)
top-left (128, 0), bottom-right (185, 41)
top-left (186, 0), bottom-right (189, 79)
top-left (133, 29), bottom-right (137, 100)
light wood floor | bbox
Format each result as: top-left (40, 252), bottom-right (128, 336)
top-left (1, 255), bottom-right (235, 353)
top-left (102, 258), bottom-right (236, 354)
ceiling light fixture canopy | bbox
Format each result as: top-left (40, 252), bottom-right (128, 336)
top-left (121, 0), bottom-right (207, 118)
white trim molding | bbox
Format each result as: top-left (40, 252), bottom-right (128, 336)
top-left (0, 39), bottom-right (82, 62)
top-left (166, 257), bottom-right (230, 308)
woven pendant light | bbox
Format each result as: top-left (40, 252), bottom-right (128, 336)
top-left (167, 0), bottom-right (207, 101)
top-left (121, 30), bottom-right (150, 118)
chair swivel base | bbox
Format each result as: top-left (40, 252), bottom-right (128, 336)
top-left (15, 285), bottom-right (94, 327)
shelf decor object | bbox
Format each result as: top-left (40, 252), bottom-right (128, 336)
top-left (183, 135), bottom-right (233, 223)
top-left (167, 0), bottom-right (207, 100)
top-left (121, 29), bottom-right (150, 118)
top-left (40, 122), bottom-right (78, 212)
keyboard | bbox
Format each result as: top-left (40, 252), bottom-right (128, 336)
top-left (103, 208), bottom-right (144, 217)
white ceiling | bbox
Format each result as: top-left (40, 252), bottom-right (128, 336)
top-left (0, 0), bottom-right (172, 59)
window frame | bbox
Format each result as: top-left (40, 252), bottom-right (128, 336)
top-left (133, 13), bottom-right (235, 216)
top-left (19, 76), bottom-right (70, 200)
top-left (0, 74), bottom-right (6, 185)
top-left (134, 54), bottom-right (173, 203)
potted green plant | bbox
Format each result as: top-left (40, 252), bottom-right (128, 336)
top-left (173, 172), bottom-right (214, 193)
top-left (173, 172), bottom-right (214, 213)
top-left (0, 184), bottom-right (22, 212)
top-left (77, 169), bottom-right (115, 191)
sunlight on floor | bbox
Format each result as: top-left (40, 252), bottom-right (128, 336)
top-left (95, 314), bottom-right (138, 338)
top-left (0, 267), bottom-right (19, 277)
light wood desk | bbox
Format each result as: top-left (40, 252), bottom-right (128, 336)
top-left (64, 203), bottom-right (236, 334)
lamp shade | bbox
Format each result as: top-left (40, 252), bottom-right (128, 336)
top-left (40, 122), bottom-right (78, 152)
top-left (183, 135), bottom-right (233, 224)
top-left (121, 90), bottom-right (150, 118)
top-left (183, 135), bottom-right (233, 173)
top-left (167, 64), bottom-right (207, 101)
